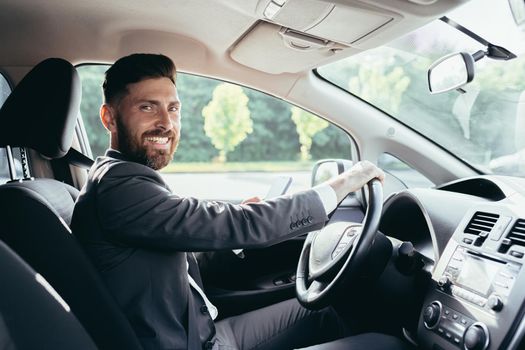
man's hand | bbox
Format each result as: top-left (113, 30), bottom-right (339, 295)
top-left (326, 161), bottom-right (385, 203)
top-left (241, 196), bottom-right (262, 204)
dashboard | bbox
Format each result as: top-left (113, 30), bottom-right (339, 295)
top-left (379, 175), bottom-right (525, 350)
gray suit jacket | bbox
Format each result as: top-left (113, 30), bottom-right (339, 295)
top-left (72, 150), bottom-right (327, 350)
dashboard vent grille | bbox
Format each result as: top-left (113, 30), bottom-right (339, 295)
top-left (464, 211), bottom-right (499, 236)
top-left (507, 219), bottom-right (525, 248)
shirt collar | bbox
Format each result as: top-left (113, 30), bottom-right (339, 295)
top-left (105, 148), bottom-right (130, 161)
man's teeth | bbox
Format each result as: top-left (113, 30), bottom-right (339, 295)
top-left (145, 137), bottom-right (169, 144)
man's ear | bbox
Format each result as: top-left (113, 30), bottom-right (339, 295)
top-left (100, 104), bottom-right (117, 133)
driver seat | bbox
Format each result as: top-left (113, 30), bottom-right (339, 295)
top-left (0, 58), bottom-right (142, 349)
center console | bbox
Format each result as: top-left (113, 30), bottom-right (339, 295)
top-left (418, 208), bottom-right (525, 350)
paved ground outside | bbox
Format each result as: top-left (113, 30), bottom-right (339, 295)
top-left (160, 169), bottom-right (432, 201)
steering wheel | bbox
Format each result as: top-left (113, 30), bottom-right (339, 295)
top-left (296, 179), bottom-right (383, 309)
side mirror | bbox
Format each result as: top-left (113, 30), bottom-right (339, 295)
top-left (428, 52), bottom-right (474, 94)
top-left (311, 159), bottom-right (353, 187)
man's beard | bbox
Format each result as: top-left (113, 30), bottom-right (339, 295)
top-left (115, 115), bottom-right (178, 170)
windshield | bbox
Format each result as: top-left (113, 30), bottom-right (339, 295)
top-left (318, 0), bottom-right (525, 177)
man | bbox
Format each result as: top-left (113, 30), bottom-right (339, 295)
top-left (72, 53), bottom-right (402, 350)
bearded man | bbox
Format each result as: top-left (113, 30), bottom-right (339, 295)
top-left (72, 53), bottom-right (410, 350)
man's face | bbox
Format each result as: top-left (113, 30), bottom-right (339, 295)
top-left (112, 77), bottom-right (181, 170)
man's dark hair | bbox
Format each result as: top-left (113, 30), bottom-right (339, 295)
top-left (103, 53), bottom-right (176, 104)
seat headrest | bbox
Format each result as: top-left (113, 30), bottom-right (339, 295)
top-left (0, 58), bottom-right (81, 158)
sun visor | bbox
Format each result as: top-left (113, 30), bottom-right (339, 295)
top-left (230, 0), bottom-right (398, 74)
top-left (267, 0), bottom-right (395, 45)
top-left (230, 22), bottom-right (354, 74)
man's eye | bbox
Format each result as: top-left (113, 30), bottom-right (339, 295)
top-left (169, 106), bottom-right (179, 112)
top-left (141, 105), bottom-right (153, 111)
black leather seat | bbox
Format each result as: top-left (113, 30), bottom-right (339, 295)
top-left (0, 58), bottom-right (142, 349)
top-left (0, 240), bottom-right (97, 349)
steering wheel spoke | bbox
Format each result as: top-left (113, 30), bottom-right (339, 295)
top-left (308, 222), bottom-right (362, 280)
top-left (296, 179), bottom-right (383, 309)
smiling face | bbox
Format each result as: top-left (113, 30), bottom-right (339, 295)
top-left (102, 77), bottom-right (181, 170)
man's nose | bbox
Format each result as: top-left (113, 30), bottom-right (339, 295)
top-left (155, 108), bottom-right (174, 130)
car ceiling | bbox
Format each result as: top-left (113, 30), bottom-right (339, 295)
top-left (1, 0), bottom-right (469, 75)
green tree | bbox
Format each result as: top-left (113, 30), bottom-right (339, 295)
top-left (228, 89), bottom-right (301, 162)
top-left (78, 65), bottom-right (108, 157)
top-left (291, 107), bottom-right (328, 161)
top-left (202, 83), bottom-right (253, 162)
top-left (311, 126), bottom-right (352, 160)
top-left (173, 74), bottom-right (219, 162)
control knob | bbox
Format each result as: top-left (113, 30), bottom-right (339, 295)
top-left (487, 294), bottom-right (503, 312)
top-left (438, 275), bottom-right (451, 289)
top-left (423, 301), bottom-right (441, 329)
top-left (464, 322), bottom-right (489, 350)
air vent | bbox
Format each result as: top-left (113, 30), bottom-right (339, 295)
top-left (464, 211), bottom-right (499, 246)
top-left (507, 219), bottom-right (525, 248)
top-left (464, 211), bottom-right (499, 235)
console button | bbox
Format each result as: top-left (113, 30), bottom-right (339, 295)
top-left (506, 263), bottom-right (520, 272)
top-left (487, 294), bottom-right (503, 312)
top-left (510, 250), bottom-right (524, 259)
top-left (475, 297), bottom-right (486, 307)
top-left (423, 302), bottom-right (442, 329)
top-left (438, 275), bottom-right (451, 289)
top-left (464, 323), bottom-right (489, 350)
top-left (273, 279), bottom-right (285, 286)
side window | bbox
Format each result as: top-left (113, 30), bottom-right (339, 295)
top-left (77, 65), bottom-right (108, 157)
top-left (378, 153), bottom-right (433, 189)
top-left (0, 72), bottom-right (23, 183)
top-left (78, 66), bottom-right (353, 199)
top-left (0, 72), bottom-right (10, 107)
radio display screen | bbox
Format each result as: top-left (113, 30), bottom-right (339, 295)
top-left (455, 254), bottom-right (502, 296)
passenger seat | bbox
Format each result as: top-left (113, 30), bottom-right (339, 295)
top-left (0, 240), bottom-right (97, 349)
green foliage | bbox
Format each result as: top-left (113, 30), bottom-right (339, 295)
top-left (202, 83), bottom-right (253, 162)
top-left (311, 125), bottom-right (352, 159)
top-left (476, 59), bottom-right (525, 92)
top-left (78, 65), bottom-right (108, 157)
top-left (291, 107), bottom-right (328, 160)
top-left (78, 67), bottom-right (353, 167)
top-left (228, 89), bottom-right (301, 161)
top-left (173, 74), bottom-right (219, 162)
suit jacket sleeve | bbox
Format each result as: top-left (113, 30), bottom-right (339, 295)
top-left (95, 162), bottom-right (328, 251)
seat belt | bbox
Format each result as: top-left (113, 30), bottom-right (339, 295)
top-left (51, 148), bottom-right (94, 185)
top-left (63, 148), bottom-right (94, 169)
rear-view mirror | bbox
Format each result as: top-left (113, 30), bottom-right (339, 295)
top-left (428, 52), bottom-right (474, 94)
